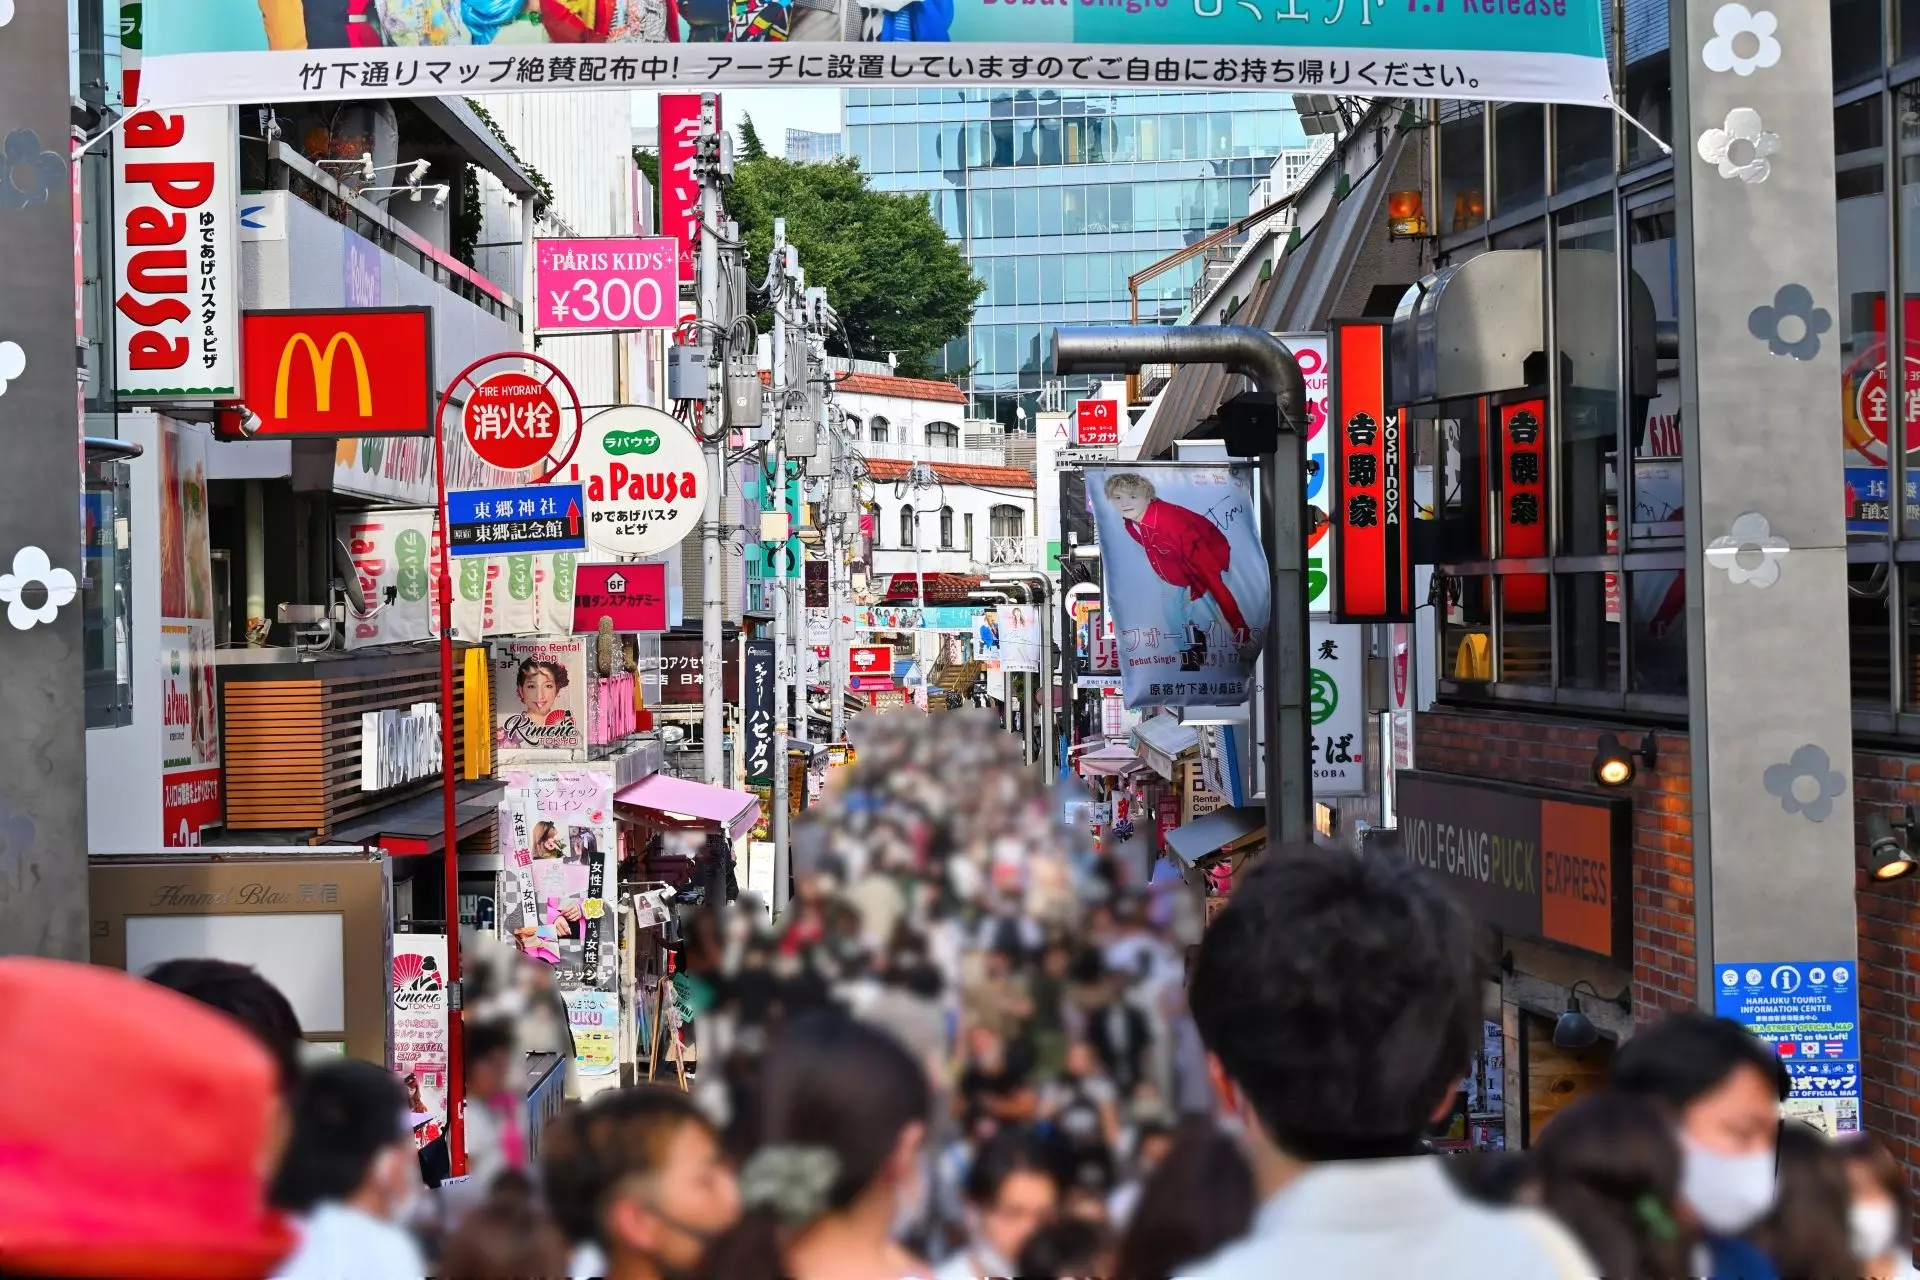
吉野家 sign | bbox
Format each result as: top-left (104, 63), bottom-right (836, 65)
top-left (572, 563), bottom-right (669, 634)
top-left (463, 372), bottom-right (563, 472)
top-left (113, 105), bottom-right (240, 399)
top-left (361, 703), bottom-right (443, 792)
top-left (448, 484), bottom-right (586, 557)
top-left (239, 308), bottom-right (433, 438)
top-left (535, 237), bottom-right (678, 333)
top-left (1715, 961), bottom-right (1862, 1137)
top-left (1075, 399), bottom-right (1121, 448)
top-left (1330, 320), bottom-right (1412, 623)
top-left (561, 406), bottom-right (710, 558)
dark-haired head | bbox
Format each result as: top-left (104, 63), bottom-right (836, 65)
top-left (270, 1059), bottom-right (415, 1216)
top-left (439, 1174), bottom-right (570, 1280)
top-left (1524, 1091), bottom-right (1694, 1280)
top-left (1187, 844), bottom-right (1479, 1161)
top-left (1755, 1121), bottom-right (1856, 1280)
top-left (1838, 1133), bottom-right (1911, 1266)
top-left (1610, 1013), bottom-right (1790, 1111)
top-left (465, 1018), bottom-right (517, 1098)
top-left (1015, 1215), bottom-right (1113, 1279)
top-left (1111, 1119), bottom-right (1255, 1280)
top-left (143, 957), bottom-right (304, 1094)
top-left (962, 1127), bottom-right (1061, 1271)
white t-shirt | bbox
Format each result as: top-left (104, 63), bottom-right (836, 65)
top-left (273, 1203), bottom-right (427, 1280)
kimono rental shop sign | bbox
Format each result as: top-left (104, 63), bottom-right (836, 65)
top-left (133, 1), bottom-right (1610, 100)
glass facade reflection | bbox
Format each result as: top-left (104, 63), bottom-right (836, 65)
top-left (845, 88), bottom-right (1310, 427)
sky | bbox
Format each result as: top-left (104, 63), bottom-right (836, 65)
top-left (630, 89), bottom-right (845, 156)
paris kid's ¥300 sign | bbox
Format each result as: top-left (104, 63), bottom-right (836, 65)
top-left (130, 0), bottom-right (1609, 100)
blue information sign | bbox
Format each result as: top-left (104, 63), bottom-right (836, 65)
top-left (1714, 960), bottom-right (1862, 1135)
top-left (447, 484), bottom-right (586, 557)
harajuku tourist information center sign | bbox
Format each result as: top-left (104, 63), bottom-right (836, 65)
top-left (132, 0), bottom-right (1609, 100)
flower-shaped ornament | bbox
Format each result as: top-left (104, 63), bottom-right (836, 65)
top-left (1702, 3), bottom-right (1782, 77)
top-left (1762, 744), bottom-right (1847, 824)
top-left (0, 341), bottom-right (22, 396)
top-left (0, 546), bottom-right (77, 630)
top-left (1748, 284), bottom-right (1831, 361)
top-left (1698, 107), bottom-right (1779, 184)
top-left (0, 129), bottom-right (65, 212)
top-left (1705, 512), bottom-right (1790, 588)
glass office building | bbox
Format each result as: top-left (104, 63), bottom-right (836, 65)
top-left (845, 89), bottom-right (1311, 427)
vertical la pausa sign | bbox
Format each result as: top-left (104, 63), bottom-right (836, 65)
top-left (114, 106), bottom-right (239, 398)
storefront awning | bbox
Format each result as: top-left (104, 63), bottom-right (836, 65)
top-left (614, 774), bottom-right (762, 842)
top-left (1133, 714), bottom-right (1200, 779)
top-left (1076, 743), bottom-right (1148, 778)
top-left (1166, 805), bottom-right (1266, 868)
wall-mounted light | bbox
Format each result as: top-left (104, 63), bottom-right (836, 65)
top-left (1553, 980), bottom-right (1631, 1049)
top-left (1592, 731), bottom-right (1657, 788)
top-left (1451, 189), bottom-right (1486, 233)
top-left (1386, 189), bottom-right (1429, 238)
top-left (1865, 805), bottom-right (1918, 881)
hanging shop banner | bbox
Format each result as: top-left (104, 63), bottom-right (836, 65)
top-left (1084, 463), bottom-right (1270, 710)
top-left (563, 988), bottom-right (621, 1077)
top-left (1279, 333), bottom-right (1334, 614)
top-left (1001, 602), bottom-right (1042, 675)
top-left (492, 638), bottom-right (590, 760)
top-left (659, 95), bottom-right (706, 285)
top-left (158, 421), bottom-right (222, 846)
top-left (1714, 961), bottom-right (1862, 1137)
top-left (560, 406), bottom-right (710, 557)
top-left (848, 604), bottom-right (977, 632)
top-left (113, 105), bottom-right (240, 399)
top-left (136, 3), bottom-right (1610, 101)
top-left (498, 770), bottom-right (617, 989)
top-left (390, 934), bottom-right (449, 1143)
top-left (1329, 321), bottom-right (1412, 622)
top-left (238, 308), bottom-right (434, 438)
top-left (1497, 398), bottom-right (1550, 613)
top-left (743, 638), bottom-right (777, 785)
top-left (535, 237), bottom-right (678, 333)
top-left (1310, 620), bottom-right (1365, 797)
top-left (338, 508), bottom-right (579, 646)
top-left (573, 562), bottom-right (669, 633)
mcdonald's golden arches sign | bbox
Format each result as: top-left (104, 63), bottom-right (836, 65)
top-left (240, 308), bottom-right (433, 438)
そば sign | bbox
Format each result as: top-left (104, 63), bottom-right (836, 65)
top-left (463, 372), bottom-right (562, 472)
top-left (562, 406), bottom-right (709, 557)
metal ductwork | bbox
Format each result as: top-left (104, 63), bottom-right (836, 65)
top-left (1052, 325), bottom-right (1309, 436)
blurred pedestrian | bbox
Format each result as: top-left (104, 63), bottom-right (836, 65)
top-left (270, 1059), bottom-right (428, 1280)
top-left (1039, 1040), bottom-right (1123, 1197)
top-left (1522, 1090), bottom-right (1695, 1280)
top-left (1106, 1118), bottom-right (1175, 1226)
top-left (542, 1086), bottom-right (741, 1280)
top-left (933, 1127), bottom-right (1060, 1280)
top-left (1753, 1121), bottom-right (1856, 1280)
top-left (1838, 1134), bottom-right (1914, 1279)
top-left (439, 1175), bottom-right (570, 1280)
top-left (458, 1019), bottom-right (527, 1204)
top-left (1014, 1216), bottom-right (1114, 1280)
top-left (1183, 845), bottom-right (1592, 1278)
top-left (143, 956), bottom-right (305, 1095)
top-left (1110, 1119), bottom-right (1255, 1280)
top-left (1611, 1012), bottom-right (1792, 1279)
top-left (696, 1011), bottom-right (933, 1280)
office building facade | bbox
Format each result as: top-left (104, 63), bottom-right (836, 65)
top-left (785, 128), bottom-right (844, 163)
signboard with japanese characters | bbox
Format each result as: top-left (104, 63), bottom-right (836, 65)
top-left (559, 406), bottom-right (710, 557)
top-left (462, 372), bottom-right (563, 472)
top-left (1074, 399), bottom-right (1121, 447)
top-left (113, 105), bottom-right (240, 399)
top-left (1310, 621), bottom-right (1366, 797)
top-left (535, 236), bottom-right (678, 333)
top-left (1498, 399), bottom-right (1549, 613)
top-left (1278, 333), bottom-right (1334, 614)
top-left (390, 934), bottom-right (449, 1145)
top-left (447, 484), bottom-right (587, 557)
top-left (1329, 321), bottom-right (1412, 622)
top-left (849, 645), bottom-right (894, 680)
top-left (1715, 961), bottom-right (1862, 1137)
top-left (497, 770), bottom-right (616, 991)
top-left (742, 638), bottom-right (777, 786)
top-left (572, 563), bottom-right (669, 634)
top-left (659, 95), bottom-right (705, 285)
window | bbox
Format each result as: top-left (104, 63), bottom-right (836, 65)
top-left (83, 453), bottom-right (133, 728)
top-left (1439, 102), bottom-right (1486, 234)
top-left (1493, 103), bottom-right (1546, 216)
top-left (899, 505), bottom-right (915, 548)
top-left (926, 421), bottom-right (960, 448)
top-left (991, 504), bottom-right (1025, 539)
top-left (964, 513), bottom-right (974, 553)
top-left (869, 416), bottom-right (889, 444)
top-left (1621, 0), bottom-right (1671, 170)
top-left (940, 506), bottom-right (955, 548)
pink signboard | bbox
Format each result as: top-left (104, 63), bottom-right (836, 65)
top-left (572, 562), bottom-right (669, 634)
top-left (659, 94), bottom-right (708, 286)
top-left (534, 237), bottom-right (678, 334)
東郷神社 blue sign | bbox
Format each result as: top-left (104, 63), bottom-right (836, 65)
top-left (448, 484), bottom-right (586, 558)
top-left (135, 0), bottom-right (1611, 101)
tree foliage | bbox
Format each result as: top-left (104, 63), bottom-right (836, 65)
top-left (726, 152), bottom-right (980, 381)
top-left (738, 115), bottom-right (770, 163)
top-left (631, 148), bottom-right (659, 230)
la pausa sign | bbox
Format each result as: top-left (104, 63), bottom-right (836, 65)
top-left (569, 408), bottom-right (709, 557)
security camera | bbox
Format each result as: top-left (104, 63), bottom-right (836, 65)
top-left (431, 184), bottom-right (449, 210)
top-left (358, 152), bottom-right (375, 180)
top-left (237, 408), bottom-right (263, 438)
top-left (407, 158), bottom-right (430, 186)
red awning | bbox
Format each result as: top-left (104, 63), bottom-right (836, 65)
top-left (615, 773), bottom-right (762, 841)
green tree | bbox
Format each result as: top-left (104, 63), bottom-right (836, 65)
top-left (631, 148), bottom-right (659, 230)
top-left (726, 154), bottom-right (979, 380)
top-left (738, 115), bottom-right (769, 163)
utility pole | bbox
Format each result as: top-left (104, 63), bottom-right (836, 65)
top-left (769, 219), bottom-right (792, 915)
top-left (696, 92), bottom-right (727, 786)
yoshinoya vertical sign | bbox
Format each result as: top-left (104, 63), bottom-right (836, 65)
top-left (658, 95), bottom-right (706, 286)
top-left (1330, 321), bottom-right (1412, 622)
top-left (113, 105), bottom-right (240, 398)
top-left (1083, 463), bottom-right (1270, 710)
top-left (742, 638), bottom-right (777, 785)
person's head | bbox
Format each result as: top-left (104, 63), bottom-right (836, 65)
top-left (466, 1018), bottom-right (518, 1099)
top-left (1524, 1091), bottom-right (1693, 1280)
top-left (962, 1127), bottom-right (1060, 1269)
top-left (1112, 1119), bottom-right (1256, 1280)
top-left (1756, 1121), bottom-right (1857, 1279)
top-left (697, 1011), bottom-right (932, 1280)
top-left (1446, 1150), bottom-right (1531, 1207)
top-left (440, 1178), bottom-right (570, 1280)
top-left (1610, 1012), bottom-right (1788, 1235)
top-left (966, 1022), bottom-right (1005, 1065)
top-left (271, 1058), bottom-right (420, 1221)
top-left (531, 820), bottom-right (562, 856)
top-left (1839, 1135), bottom-right (1911, 1267)
top-left (1187, 844), bottom-right (1479, 1164)
top-left (1016, 1216), bottom-right (1113, 1279)
top-left (1063, 1040), bottom-right (1100, 1081)
top-left (984, 946), bottom-right (1013, 981)
top-left (143, 957), bottom-right (305, 1095)
top-left (515, 658), bottom-right (566, 714)
top-left (1131, 1121), bottom-right (1176, 1177)
top-left (542, 1086), bottom-right (740, 1280)
top-left (1041, 942), bottom-right (1071, 981)
top-left (1103, 473), bottom-right (1156, 521)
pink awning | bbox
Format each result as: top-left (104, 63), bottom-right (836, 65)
top-left (615, 774), bottom-right (762, 841)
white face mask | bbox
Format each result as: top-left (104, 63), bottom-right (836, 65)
top-left (1679, 1134), bottom-right (1778, 1236)
top-left (1851, 1201), bottom-right (1900, 1263)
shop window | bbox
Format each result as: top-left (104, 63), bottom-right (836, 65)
top-left (1621, 0), bottom-right (1672, 170)
top-left (1558, 573), bottom-right (1621, 692)
top-left (84, 454), bottom-right (134, 729)
top-left (1557, 199), bottom-right (1620, 560)
top-left (1441, 575), bottom-right (1494, 685)
top-left (1628, 203), bottom-right (1682, 548)
top-left (1493, 103), bottom-right (1547, 218)
top-left (1555, 107), bottom-right (1614, 192)
top-left (1905, 0), bottom-right (1920, 62)
top-left (1628, 569), bottom-right (1686, 695)
top-left (1851, 563), bottom-right (1894, 707)
top-left (1832, 0), bottom-right (1883, 90)
top-left (1433, 400), bottom-right (1490, 564)
top-left (1438, 102), bottom-right (1487, 234)
top-left (1837, 98), bottom-right (1891, 539)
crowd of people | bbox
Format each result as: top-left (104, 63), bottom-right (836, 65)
top-left (1, 711), bottom-right (1915, 1279)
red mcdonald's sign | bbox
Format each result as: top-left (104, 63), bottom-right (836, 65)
top-left (1329, 320), bottom-right (1412, 622)
top-left (238, 308), bottom-right (434, 438)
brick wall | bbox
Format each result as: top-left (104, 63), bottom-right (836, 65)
top-left (1850, 754), bottom-right (1920, 1204)
top-left (1413, 709), bottom-right (1696, 1024)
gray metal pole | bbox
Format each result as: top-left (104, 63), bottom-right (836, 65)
top-left (770, 221), bottom-right (791, 915)
top-left (698, 94), bottom-right (726, 786)
top-left (827, 494), bottom-right (846, 742)
top-left (1040, 576), bottom-right (1055, 780)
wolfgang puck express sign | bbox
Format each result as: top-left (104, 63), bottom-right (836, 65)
top-left (1395, 771), bottom-right (1630, 965)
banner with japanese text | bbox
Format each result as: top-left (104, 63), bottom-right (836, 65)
top-left (133, 1), bottom-right (1610, 102)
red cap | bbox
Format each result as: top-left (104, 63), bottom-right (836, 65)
top-left (0, 957), bottom-right (297, 1278)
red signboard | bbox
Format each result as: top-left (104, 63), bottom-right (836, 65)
top-left (163, 767), bottom-right (222, 848)
top-left (572, 562), bottom-right (668, 634)
top-left (1075, 398), bottom-right (1121, 446)
top-left (463, 371), bottom-right (562, 471)
top-left (849, 644), bottom-right (893, 678)
top-left (1329, 321), bottom-right (1412, 622)
top-left (1498, 399), bottom-right (1549, 613)
top-left (659, 94), bottom-right (710, 285)
top-left (239, 308), bottom-right (433, 437)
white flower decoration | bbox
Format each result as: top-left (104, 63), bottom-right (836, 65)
top-left (1705, 511), bottom-right (1790, 588)
top-left (0, 545), bottom-right (77, 630)
top-left (1702, 3), bottom-right (1781, 77)
top-left (0, 341), bottom-right (23, 396)
top-left (0, 0), bottom-right (14, 27)
top-left (1697, 107), bottom-right (1779, 184)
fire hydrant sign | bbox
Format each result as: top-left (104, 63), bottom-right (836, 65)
top-left (463, 372), bottom-right (562, 471)
top-left (448, 484), bottom-right (586, 557)
top-left (535, 237), bottom-right (678, 333)
top-left (572, 562), bottom-right (669, 634)
top-left (1075, 399), bottom-right (1121, 447)
top-left (561, 406), bottom-right (709, 557)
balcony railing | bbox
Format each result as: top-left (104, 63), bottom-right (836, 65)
top-left (861, 440), bottom-right (1006, 467)
top-left (978, 536), bottom-right (1043, 569)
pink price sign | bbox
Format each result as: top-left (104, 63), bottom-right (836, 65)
top-left (534, 237), bottom-right (678, 334)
